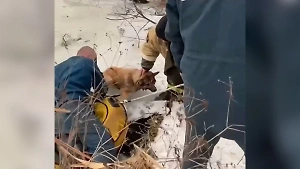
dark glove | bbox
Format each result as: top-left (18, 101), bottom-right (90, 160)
top-left (165, 66), bottom-right (183, 86)
top-left (141, 58), bottom-right (155, 71)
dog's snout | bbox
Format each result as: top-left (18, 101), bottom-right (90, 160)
top-left (149, 86), bottom-right (157, 92)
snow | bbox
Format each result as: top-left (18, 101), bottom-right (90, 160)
top-left (55, 0), bottom-right (245, 168)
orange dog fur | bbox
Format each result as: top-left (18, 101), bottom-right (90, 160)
top-left (103, 67), bottom-right (159, 101)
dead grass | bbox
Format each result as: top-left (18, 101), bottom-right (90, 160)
top-left (125, 113), bottom-right (164, 159)
top-left (55, 137), bottom-right (164, 169)
top-left (54, 103), bottom-right (166, 169)
top-left (148, 113), bottom-right (164, 142)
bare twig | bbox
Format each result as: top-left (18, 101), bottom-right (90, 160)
top-left (132, 2), bottom-right (156, 24)
top-left (55, 107), bottom-right (70, 113)
top-left (61, 33), bottom-right (70, 50)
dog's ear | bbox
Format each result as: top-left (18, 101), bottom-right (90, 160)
top-left (153, 71), bottom-right (159, 76)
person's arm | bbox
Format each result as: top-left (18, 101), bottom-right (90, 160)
top-left (93, 62), bottom-right (108, 98)
top-left (165, 0), bottom-right (184, 69)
top-left (141, 29), bottom-right (160, 71)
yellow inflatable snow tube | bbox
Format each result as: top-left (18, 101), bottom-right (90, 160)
top-left (94, 97), bottom-right (129, 148)
top-left (54, 164), bottom-right (61, 169)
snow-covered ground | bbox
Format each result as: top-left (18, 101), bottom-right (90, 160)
top-left (55, 0), bottom-right (245, 168)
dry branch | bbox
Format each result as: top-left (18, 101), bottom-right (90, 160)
top-left (55, 107), bottom-right (71, 113)
top-left (56, 140), bottom-right (164, 169)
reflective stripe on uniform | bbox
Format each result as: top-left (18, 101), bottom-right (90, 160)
top-left (167, 84), bottom-right (183, 94)
top-left (142, 54), bottom-right (158, 62)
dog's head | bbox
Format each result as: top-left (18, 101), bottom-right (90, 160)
top-left (136, 71), bottom-right (159, 92)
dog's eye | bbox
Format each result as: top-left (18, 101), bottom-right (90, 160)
top-left (137, 80), bottom-right (144, 86)
top-left (150, 78), bottom-right (155, 83)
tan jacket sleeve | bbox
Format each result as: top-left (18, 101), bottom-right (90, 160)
top-left (141, 28), bottom-right (160, 62)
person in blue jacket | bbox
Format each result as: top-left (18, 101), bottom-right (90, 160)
top-left (165, 0), bottom-right (245, 168)
top-left (55, 46), bottom-right (117, 163)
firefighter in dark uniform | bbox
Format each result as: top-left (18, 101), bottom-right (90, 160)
top-left (165, 0), bottom-right (245, 168)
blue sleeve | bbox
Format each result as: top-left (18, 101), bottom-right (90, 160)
top-left (165, 0), bottom-right (184, 69)
top-left (92, 63), bottom-right (108, 96)
top-left (93, 65), bottom-right (105, 90)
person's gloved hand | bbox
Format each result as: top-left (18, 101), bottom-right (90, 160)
top-left (141, 58), bottom-right (154, 72)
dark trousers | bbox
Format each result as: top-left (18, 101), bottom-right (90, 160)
top-left (55, 101), bottom-right (117, 163)
top-left (180, 57), bottom-right (245, 168)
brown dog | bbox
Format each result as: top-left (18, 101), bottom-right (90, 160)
top-left (103, 67), bottom-right (159, 101)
